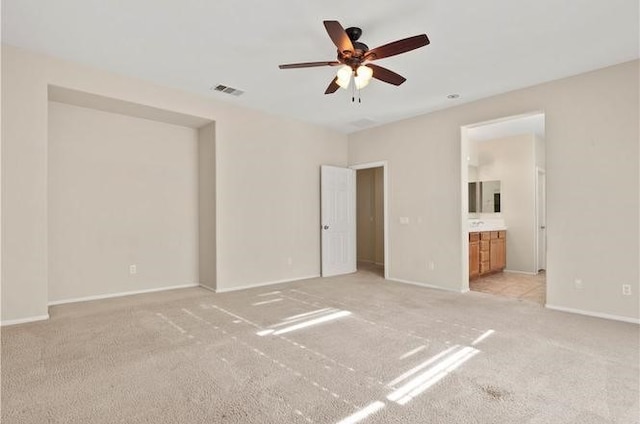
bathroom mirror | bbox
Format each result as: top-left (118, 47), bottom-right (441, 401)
top-left (468, 180), bottom-right (501, 213)
top-left (469, 182), bottom-right (479, 213)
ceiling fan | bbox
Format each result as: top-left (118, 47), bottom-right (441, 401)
top-left (279, 20), bottom-right (430, 95)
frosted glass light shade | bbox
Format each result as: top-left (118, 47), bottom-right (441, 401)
top-left (336, 65), bottom-right (352, 89)
top-left (354, 76), bottom-right (371, 89)
top-left (354, 65), bottom-right (373, 89)
top-left (356, 65), bottom-right (373, 80)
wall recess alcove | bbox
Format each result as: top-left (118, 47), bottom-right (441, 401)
top-left (47, 86), bottom-right (216, 304)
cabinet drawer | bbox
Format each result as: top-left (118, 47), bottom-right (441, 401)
top-left (490, 231), bottom-right (499, 239)
top-left (480, 240), bottom-right (490, 251)
top-left (480, 232), bottom-right (491, 240)
top-left (498, 231), bottom-right (506, 239)
top-left (469, 233), bottom-right (480, 242)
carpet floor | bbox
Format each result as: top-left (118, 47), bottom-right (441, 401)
top-left (2, 268), bottom-right (639, 423)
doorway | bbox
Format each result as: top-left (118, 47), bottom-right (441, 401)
top-left (355, 167), bottom-right (384, 277)
top-left (352, 162), bottom-right (388, 279)
top-left (460, 113), bottom-right (547, 304)
top-left (320, 162), bottom-right (389, 279)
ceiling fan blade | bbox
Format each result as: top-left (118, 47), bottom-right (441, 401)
top-left (279, 61), bottom-right (340, 69)
top-left (368, 64), bottom-right (406, 86)
top-left (323, 20), bottom-right (354, 53)
top-left (365, 34), bottom-right (430, 61)
top-left (324, 77), bottom-right (340, 94)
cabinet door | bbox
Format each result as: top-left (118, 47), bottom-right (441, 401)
top-left (498, 238), bottom-right (506, 269)
top-left (490, 239), bottom-right (500, 271)
top-left (490, 238), bottom-right (506, 271)
top-left (469, 241), bottom-right (480, 278)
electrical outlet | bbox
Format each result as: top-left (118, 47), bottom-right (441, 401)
top-left (574, 279), bottom-right (583, 289)
top-left (428, 261), bottom-right (435, 270)
top-left (622, 284), bottom-right (632, 296)
top-left (129, 264), bottom-right (137, 275)
top-left (287, 257), bottom-right (293, 266)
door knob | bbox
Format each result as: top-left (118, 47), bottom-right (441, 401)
top-left (323, 225), bottom-right (329, 230)
top-left (540, 226), bottom-right (546, 229)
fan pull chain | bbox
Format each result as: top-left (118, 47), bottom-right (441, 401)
top-left (351, 75), bottom-right (355, 103)
top-left (347, 72), bottom-right (363, 104)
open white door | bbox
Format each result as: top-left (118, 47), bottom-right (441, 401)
top-left (321, 165), bottom-right (356, 277)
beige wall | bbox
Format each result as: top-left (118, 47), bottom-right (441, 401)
top-left (373, 167), bottom-right (384, 265)
top-left (357, 169), bottom-right (374, 262)
top-left (2, 47), bottom-right (48, 321)
top-left (198, 122), bottom-right (216, 291)
top-left (349, 60), bottom-right (639, 321)
top-left (0, 42), bottom-right (3, 322)
top-left (2, 43), bottom-right (637, 323)
top-left (356, 167), bottom-right (384, 265)
top-left (48, 101), bottom-right (199, 301)
top-left (477, 134), bottom-right (536, 273)
top-left (1, 45), bottom-right (348, 322)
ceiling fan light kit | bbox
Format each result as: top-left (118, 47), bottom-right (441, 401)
top-left (336, 64), bottom-right (374, 90)
top-left (336, 65), bottom-right (352, 88)
top-left (354, 65), bottom-right (373, 89)
top-left (278, 20), bottom-right (430, 100)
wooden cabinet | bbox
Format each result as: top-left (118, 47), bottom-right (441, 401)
top-left (469, 233), bottom-right (480, 278)
top-left (480, 232), bottom-right (491, 275)
top-left (469, 230), bottom-right (506, 279)
top-left (490, 231), bottom-right (506, 271)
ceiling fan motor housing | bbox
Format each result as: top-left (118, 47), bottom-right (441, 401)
top-left (339, 27), bottom-right (369, 68)
top-left (345, 27), bottom-right (362, 41)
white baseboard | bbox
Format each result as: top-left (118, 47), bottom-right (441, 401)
top-left (1, 314), bottom-right (50, 327)
top-left (388, 278), bottom-right (466, 293)
top-left (47, 283), bottom-right (200, 306)
top-left (545, 304), bottom-right (640, 324)
top-left (199, 284), bottom-right (216, 293)
top-left (215, 274), bottom-right (320, 294)
top-left (504, 270), bottom-right (538, 275)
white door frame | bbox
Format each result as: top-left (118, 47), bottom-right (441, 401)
top-left (460, 111), bottom-right (546, 292)
top-left (350, 161), bottom-right (389, 280)
top-left (535, 167), bottom-right (546, 272)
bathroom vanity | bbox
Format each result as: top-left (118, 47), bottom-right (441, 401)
top-left (469, 230), bottom-right (506, 279)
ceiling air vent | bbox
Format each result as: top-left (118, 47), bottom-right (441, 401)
top-left (350, 118), bottom-right (376, 128)
top-left (212, 84), bottom-right (244, 97)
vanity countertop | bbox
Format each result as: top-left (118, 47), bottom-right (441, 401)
top-left (468, 219), bottom-right (506, 233)
top-left (468, 226), bottom-right (507, 233)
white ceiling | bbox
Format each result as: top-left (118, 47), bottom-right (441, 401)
top-left (2, 1), bottom-right (638, 133)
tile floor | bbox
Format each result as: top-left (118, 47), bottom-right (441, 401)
top-left (470, 271), bottom-right (546, 305)
top-left (357, 262), bottom-right (546, 305)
